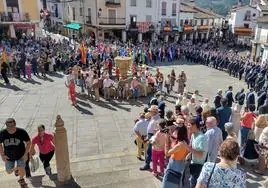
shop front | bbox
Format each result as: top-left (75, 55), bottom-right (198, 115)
top-left (197, 25), bottom-right (213, 41)
top-left (234, 27), bottom-right (253, 46)
top-left (63, 23), bottom-right (82, 40)
top-left (182, 25), bottom-right (193, 41)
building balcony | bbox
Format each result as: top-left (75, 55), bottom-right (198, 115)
top-left (234, 27), bottom-right (252, 36)
top-left (197, 25), bottom-right (214, 31)
top-left (0, 12), bottom-right (31, 22)
top-left (99, 17), bottom-right (125, 25)
top-left (105, 0), bottom-right (121, 7)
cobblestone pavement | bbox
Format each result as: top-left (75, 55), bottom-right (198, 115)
top-left (0, 61), bottom-right (267, 187)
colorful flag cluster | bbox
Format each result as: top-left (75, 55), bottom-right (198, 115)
top-left (79, 42), bottom-right (86, 64)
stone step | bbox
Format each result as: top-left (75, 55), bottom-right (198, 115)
top-left (0, 162), bottom-right (160, 188)
top-left (0, 152), bottom-right (148, 186)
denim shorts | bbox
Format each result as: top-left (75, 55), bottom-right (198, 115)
top-left (5, 159), bottom-right (25, 170)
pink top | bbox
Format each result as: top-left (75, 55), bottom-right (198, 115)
top-left (32, 132), bottom-right (55, 154)
top-left (131, 79), bottom-right (138, 88)
top-left (152, 131), bottom-right (166, 151)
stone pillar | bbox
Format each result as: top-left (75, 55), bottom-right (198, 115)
top-left (207, 30), bottom-right (210, 40)
top-left (54, 115), bottom-right (71, 182)
top-left (183, 33), bottom-right (187, 40)
top-left (175, 35), bottom-right (179, 42)
top-left (190, 33), bottom-right (193, 40)
top-left (138, 32), bottom-right (142, 43)
top-left (122, 30), bottom-right (126, 43)
top-left (151, 33), bottom-right (156, 42)
top-left (164, 35), bottom-right (169, 42)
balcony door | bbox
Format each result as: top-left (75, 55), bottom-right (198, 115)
top-left (108, 9), bottom-right (116, 24)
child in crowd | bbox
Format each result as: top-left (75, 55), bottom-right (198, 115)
top-left (150, 119), bottom-right (167, 176)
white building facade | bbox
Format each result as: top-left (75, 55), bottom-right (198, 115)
top-left (229, 5), bottom-right (260, 45)
top-left (125, 0), bottom-right (157, 42)
top-left (158, 0), bottom-right (180, 42)
top-left (251, 15), bottom-right (268, 63)
top-left (47, 0), bottom-right (96, 39)
top-left (125, 0), bottom-right (180, 43)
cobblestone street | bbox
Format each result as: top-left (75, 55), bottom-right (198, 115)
top-left (0, 61), bottom-right (267, 187)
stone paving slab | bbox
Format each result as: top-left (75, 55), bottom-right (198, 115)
top-left (0, 62), bottom-right (267, 187)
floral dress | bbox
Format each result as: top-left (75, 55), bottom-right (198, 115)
top-left (197, 162), bottom-right (246, 188)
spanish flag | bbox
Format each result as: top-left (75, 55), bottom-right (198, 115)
top-left (1, 47), bottom-right (8, 64)
top-left (79, 42), bottom-right (86, 64)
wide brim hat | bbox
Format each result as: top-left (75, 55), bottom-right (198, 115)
top-left (148, 105), bottom-right (159, 113)
top-left (173, 118), bottom-right (185, 126)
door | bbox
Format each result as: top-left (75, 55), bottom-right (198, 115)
top-left (108, 9), bottom-right (116, 24)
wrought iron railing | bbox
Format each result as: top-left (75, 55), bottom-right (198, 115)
top-left (105, 0), bottom-right (121, 6)
top-left (0, 12), bottom-right (30, 22)
top-left (99, 17), bottom-right (125, 25)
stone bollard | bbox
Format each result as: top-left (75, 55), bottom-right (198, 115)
top-left (54, 115), bottom-right (71, 182)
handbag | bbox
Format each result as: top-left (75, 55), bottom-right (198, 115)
top-left (164, 169), bottom-right (182, 184)
top-left (30, 155), bottom-right (40, 173)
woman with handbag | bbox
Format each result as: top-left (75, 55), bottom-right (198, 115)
top-left (30, 125), bottom-right (55, 175)
top-left (162, 125), bottom-right (189, 188)
top-left (196, 139), bottom-right (246, 188)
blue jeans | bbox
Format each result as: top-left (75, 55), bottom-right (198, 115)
top-left (158, 83), bottom-right (163, 92)
top-left (145, 133), bottom-right (153, 166)
top-left (240, 126), bottom-right (251, 147)
top-left (131, 88), bottom-right (139, 98)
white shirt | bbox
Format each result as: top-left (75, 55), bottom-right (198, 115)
top-left (52, 57), bottom-right (56, 65)
top-left (85, 76), bottom-right (93, 88)
top-left (205, 127), bottom-right (223, 162)
top-left (133, 119), bottom-right (149, 137)
top-left (66, 74), bottom-right (75, 85)
top-left (103, 78), bottom-right (113, 88)
top-left (187, 102), bottom-right (196, 116)
top-left (201, 102), bottom-right (211, 113)
top-left (113, 81), bottom-right (119, 89)
top-left (147, 115), bottom-right (160, 135)
top-left (192, 94), bottom-right (200, 104)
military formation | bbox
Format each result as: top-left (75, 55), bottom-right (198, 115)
top-left (178, 43), bottom-right (268, 109)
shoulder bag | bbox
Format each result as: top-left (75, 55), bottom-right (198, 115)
top-left (207, 163), bottom-right (216, 188)
top-left (164, 169), bottom-right (182, 185)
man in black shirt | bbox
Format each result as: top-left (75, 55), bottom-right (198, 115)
top-left (0, 118), bottom-right (31, 186)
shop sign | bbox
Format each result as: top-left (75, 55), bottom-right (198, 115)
top-left (164, 27), bottom-right (172, 32)
top-left (198, 25), bottom-right (213, 30)
top-left (14, 23), bottom-right (35, 29)
top-left (184, 26), bottom-right (193, 31)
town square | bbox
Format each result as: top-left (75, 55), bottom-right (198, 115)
top-left (0, 0), bottom-right (268, 188)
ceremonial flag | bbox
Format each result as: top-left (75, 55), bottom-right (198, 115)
top-left (1, 47), bottom-right (8, 64)
top-left (79, 42), bottom-right (86, 64)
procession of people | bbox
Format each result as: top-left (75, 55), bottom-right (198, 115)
top-left (1, 32), bottom-right (268, 187)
